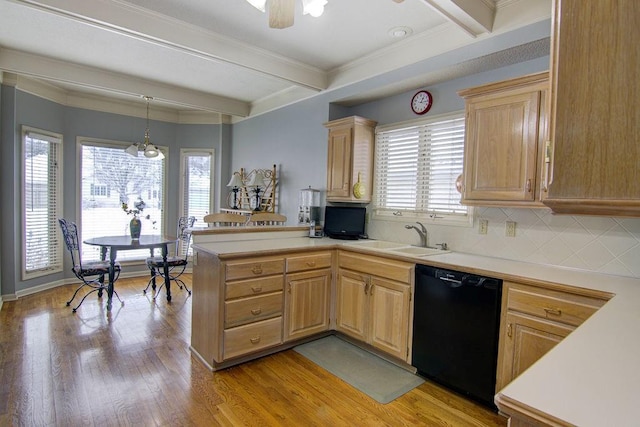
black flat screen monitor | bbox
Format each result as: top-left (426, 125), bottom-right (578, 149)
top-left (323, 206), bottom-right (366, 240)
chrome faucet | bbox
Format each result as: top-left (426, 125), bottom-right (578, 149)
top-left (405, 222), bottom-right (428, 248)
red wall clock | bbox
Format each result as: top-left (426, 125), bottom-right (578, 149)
top-left (411, 90), bottom-right (433, 115)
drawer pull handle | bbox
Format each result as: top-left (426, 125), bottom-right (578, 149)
top-left (251, 286), bottom-right (262, 293)
top-left (250, 337), bottom-right (261, 344)
top-left (251, 308), bottom-right (262, 315)
top-left (507, 323), bottom-right (512, 338)
top-left (306, 261), bottom-right (316, 267)
top-left (251, 265), bottom-right (263, 275)
top-left (544, 308), bottom-right (562, 316)
top-left (526, 178), bottom-right (532, 193)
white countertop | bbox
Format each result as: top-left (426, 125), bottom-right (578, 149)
top-left (192, 237), bottom-right (640, 425)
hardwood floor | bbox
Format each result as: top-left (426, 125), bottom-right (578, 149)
top-left (0, 275), bottom-right (507, 426)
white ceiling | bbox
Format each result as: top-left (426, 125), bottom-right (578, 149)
top-left (0, 0), bottom-right (552, 120)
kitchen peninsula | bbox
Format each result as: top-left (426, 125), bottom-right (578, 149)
top-left (190, 232), bottom-right (640, 426)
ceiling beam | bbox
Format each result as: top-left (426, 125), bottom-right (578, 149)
top-left (0, 48), bottom-right (251, 116)
top-left (10, 0), bottom-right (328, 91)
top-left (420, 0), bottom-right (496, 37)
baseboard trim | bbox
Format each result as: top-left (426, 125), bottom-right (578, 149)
top-left (3, 271), bottom-right (156, 302)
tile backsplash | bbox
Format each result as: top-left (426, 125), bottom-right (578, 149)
top-left (368, 207), bottom-right (640, 279)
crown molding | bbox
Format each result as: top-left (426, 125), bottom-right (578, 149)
top-left (6, 72), bottom-right (224, 124)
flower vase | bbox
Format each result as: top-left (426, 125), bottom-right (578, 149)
top-left (130, 216), bottom-right (142, 240)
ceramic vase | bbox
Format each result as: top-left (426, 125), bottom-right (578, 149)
top-left (130, 216), bottom-right (141, 240)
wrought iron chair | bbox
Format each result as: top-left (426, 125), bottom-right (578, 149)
top-left (58, 218), bottom-right (122, 312)
top-left (144, 216), bottom-right (196, 297)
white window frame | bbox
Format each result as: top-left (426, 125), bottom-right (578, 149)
top-left (77, 137), bottom-right (168, 263)
top-left (179, 148), bottom-right (215, 224)
top-left (179, 148), bottom-right (215, 256)
top-left (373, 111), bottom-right (473, 227)
top-left (22, 126), bottom-right (64, 280)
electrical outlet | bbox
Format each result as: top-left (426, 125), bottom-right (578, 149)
top-left (478, 218), bottom-right (488, 234)
top-left (506, 221), bottom-right (516, 237)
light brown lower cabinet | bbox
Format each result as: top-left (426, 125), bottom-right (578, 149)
top-left (496, 281), bottom-right (610, 392)
top-left (284, 270), bottom-right (331, 340)
top-left (284, 252), bottom-right (332, 341)
top-left (336, 251), bottom-right (413, 361)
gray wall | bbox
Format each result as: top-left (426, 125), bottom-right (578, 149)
top-left (0, 90), bottom-right (225, 296)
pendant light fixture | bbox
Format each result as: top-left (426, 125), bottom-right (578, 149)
top-left (125, 96), bottom-right (164, 159)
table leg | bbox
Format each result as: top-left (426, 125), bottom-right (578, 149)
top-left (162, 244), bottom-right (171, 302)
top-left (99, 246), bottom-right (108, 298)
top-left (107, 248), bottom-right (117, 310)
top-left (149, 248), bottom-right (157, 290)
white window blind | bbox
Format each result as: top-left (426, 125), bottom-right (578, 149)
top-left (22, 128), bottom-right (63, 280)
top-left (80, 140), bottom-right (166, 262)
top-left (374, 113), bottom-right (469, 223)
top-left (179, 149), bottom-right (214, 256)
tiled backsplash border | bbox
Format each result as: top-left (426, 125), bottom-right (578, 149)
top-left (368, 208), bottom-right (640, 279)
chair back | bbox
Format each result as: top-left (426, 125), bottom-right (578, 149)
top-left (58, 218), bottom-right (83, 271)
top-left (176, 216), bottom-right (196, 259)
top-left (203, 212), bottom-right (248, 227)
top-left (248, 212), bottom-right (287, 226)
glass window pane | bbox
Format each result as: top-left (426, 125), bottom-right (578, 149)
top-left (80, 143), bottom-right (165, 262)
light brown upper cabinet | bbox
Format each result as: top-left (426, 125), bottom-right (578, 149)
top-left (458, 72), bottom-right (549, 207)
top-left (324, 116), bottom-right (377, 203)
top-left (543, 0), bottom-right (640, 216)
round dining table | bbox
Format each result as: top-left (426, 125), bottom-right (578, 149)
top-left (84, 235), bottom-right (178, 309)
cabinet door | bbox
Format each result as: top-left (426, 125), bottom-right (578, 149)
top-left (284, 269), bottom-right (331, 341)
top-left (544, 0), bottom-right (640, 216)
top-left (369, 277), bottom-right (410, 361)
top-left (496, 311), bottom-right (573, 391)
top-left (335, 269), bottom-right (368, 341)
top-left (463, 90), bottom-right (541, 202)
top-left (326, 126), bottom-right (353, 199)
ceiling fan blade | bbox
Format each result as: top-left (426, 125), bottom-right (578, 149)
top-left (269, 0), bottom-right (295, 29)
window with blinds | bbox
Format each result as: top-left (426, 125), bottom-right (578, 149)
top-left (79, 139), bottom-right (166, 262)
top-left (179, 149), bottom-right (214, 256)
top-left (22, 128), bottom-right (64, 280)
top-left (373, 113), bottom-right (471, 225)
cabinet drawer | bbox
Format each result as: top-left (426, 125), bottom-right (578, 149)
top-left (223, 317), bottom-right (282, 360)
top-left (225, 257), bottom-right (285, 281)
top-left (226, 276), bottom-right (283, 300)
top-left (339, 251), bottom-right (412, 283)
top-left (506, 282), bottom-right (607, 327)
top-left (286, 252), bottom-right (332, 273)
top-left (225, 292), bottom-right (283, 328)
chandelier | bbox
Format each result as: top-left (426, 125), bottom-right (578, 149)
top-left (125, 96), bottom-right (164, 159)
top-left (247, 0), bottom-right (328, 28)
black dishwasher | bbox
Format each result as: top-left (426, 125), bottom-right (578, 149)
top-left (412, 264), bottom-right (502, 409)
